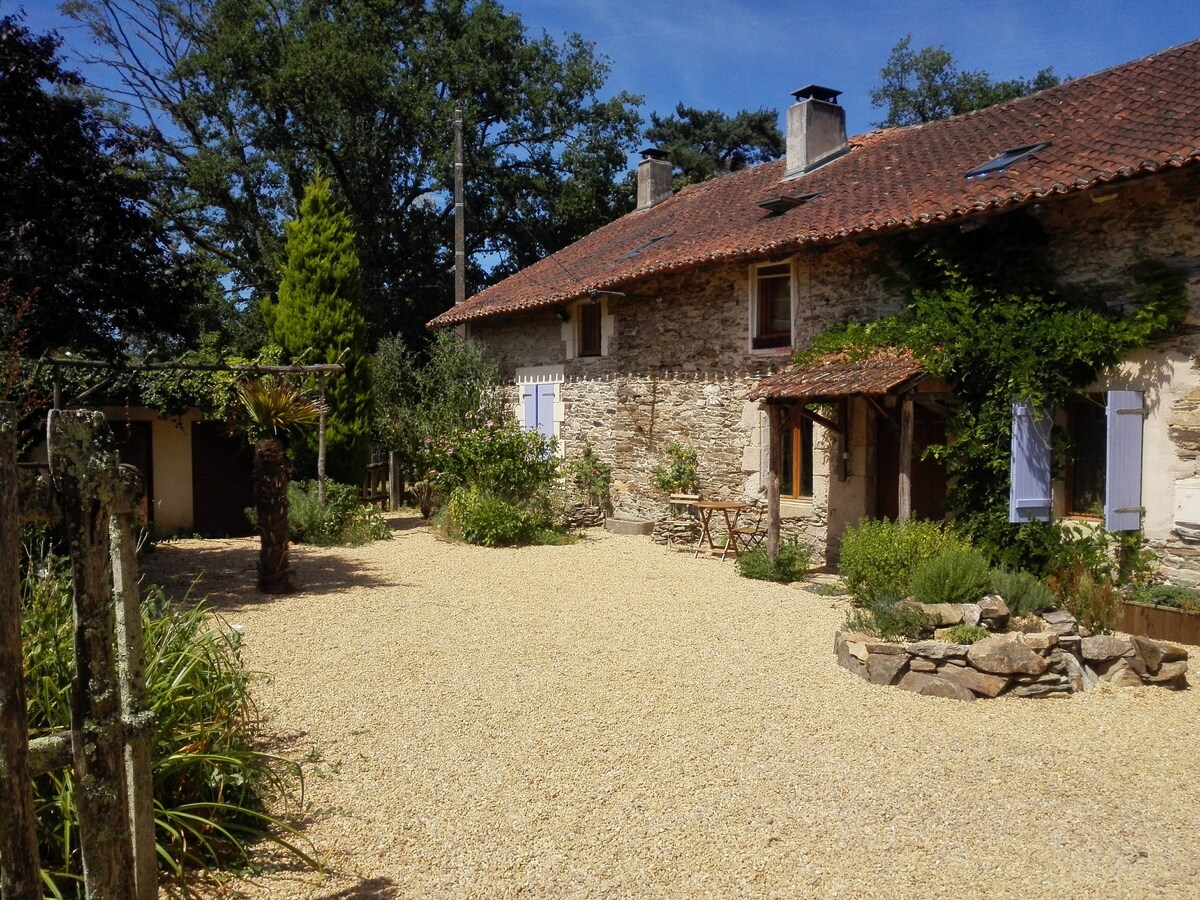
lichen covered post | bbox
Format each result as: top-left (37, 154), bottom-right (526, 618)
top-left (47, 410), bottom-right (137, 900)
top-left (0, 403), bottom-right (41, 898)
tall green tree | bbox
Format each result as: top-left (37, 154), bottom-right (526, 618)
top-left (263, 174), bottom-right (371, 485)
top-left (645, 104), bottom-right (783, 186)
top-left (870, 34), bottom-right (1060, 127)
top-left (67, 0), bottom-right (644, 347)
top-left (0, 15), bottom-right (210, 358)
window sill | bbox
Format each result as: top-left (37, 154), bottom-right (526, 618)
top-left (779, 497), bottom-right (815, 518)
top-left (749, 345), bottom-right (793, 356)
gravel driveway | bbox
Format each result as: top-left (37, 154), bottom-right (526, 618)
top-left (145, 517), bottom-right (1200, 899)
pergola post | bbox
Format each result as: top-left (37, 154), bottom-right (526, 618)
top-left (317, 372), bottom-right (327, 505)
top-left (766, 404), bottom-right (782, 559)
top-left (898, 395), bottom-right (913, 523)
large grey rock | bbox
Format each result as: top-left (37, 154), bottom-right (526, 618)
top-left (966, 633), bottom-right (1049, 676)
top-left (1100, 658), bottom-right (1146, 687)
top-left (1040, 609), bottom-right (1079, 636)
top-left (919, 603), bottom-right (966, 626)
top-left (909, 658), bottom-right (937, 672)
top-left (962, 603), bottom-right (983, 627)
top-left (1058, 651), bottom-right (1095, 692)
top-left (1080, 635), bottom-right (1135, 663)
top-left (1024, 632), bottom-right (1057, 651)
top-left (934, 664), bottom-right (1010, 698)
top-left (1129, 635), bottom-right (1168, 673)
top-left (865, 650), bottom-right (909, 686)
top-left (1011, 682), bottom-right (1073, 698)
top-left (896, 670), bottom-right (975, 701)
top-left (907, 641), bottom-right (969, 660)
top-left (978, 594), bottom-right (1010, 626)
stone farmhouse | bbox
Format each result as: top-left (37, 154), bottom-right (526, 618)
top-left (430, 40), bottom-right (1200, 580)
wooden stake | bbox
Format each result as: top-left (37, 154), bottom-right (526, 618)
top-left (0, 403), bottom-right (41, 899)
top-left (317, 373), bottom-right (327, 505)
top-left (766, 404), bottom-right (782, 559)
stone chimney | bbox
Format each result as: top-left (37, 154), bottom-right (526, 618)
top-left (785, 85), bottom-right (849, 178)
top-left (636, 147), bottom-right (673, 210)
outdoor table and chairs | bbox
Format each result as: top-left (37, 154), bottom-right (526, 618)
top-left (693, 500), bottom-right (749, 560)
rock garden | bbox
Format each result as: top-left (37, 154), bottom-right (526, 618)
top-left (831, 519), bottom-right (1191, 701)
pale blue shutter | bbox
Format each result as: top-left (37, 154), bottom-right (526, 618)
top-left (1009, 402), bottom-right (1052, 523)
top-left (1105, 390), bottom-right (1144, 531)
top-left (521, 384), bottom-right (537, 432)
top-left (535, 384), bottom-right (555, 441)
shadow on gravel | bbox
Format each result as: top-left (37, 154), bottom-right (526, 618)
top-left (387, 513), bottom-right (429, 533)
top-left (318, 878), bottom-right (400, 899)
top-left (142, 541), bottom-right (410, 611)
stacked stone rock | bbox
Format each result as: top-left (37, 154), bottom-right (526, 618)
top-left (564, 502), bottom-right (606, 530)
top-left (651, 518), bottom-right (701, 547)
top-left (835, 597), bottom-right (1190, 701)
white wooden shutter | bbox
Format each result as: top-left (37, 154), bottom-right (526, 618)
top-left (1105, 390), bottom-right (1144, 532)
top-left (1009, 402), bottom-right (1052, 523)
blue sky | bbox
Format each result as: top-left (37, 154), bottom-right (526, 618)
top-left (14, 0), bottom-right (1200, 143)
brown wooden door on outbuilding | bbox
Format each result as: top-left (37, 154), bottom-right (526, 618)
top-left (875, 404), bottom-right (947, 522)
top-left (191, 422), bottom-right (255, 536)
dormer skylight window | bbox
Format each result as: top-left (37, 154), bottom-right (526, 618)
top-left (756, 190), bottom-right (826, 215)
top-left (965, 141), bottom-right (1050, 178)
top-left (616, 233), bottom-right (671, 261)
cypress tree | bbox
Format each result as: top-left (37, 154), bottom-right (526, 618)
top-left (263, 174), bottom-right (371, 484)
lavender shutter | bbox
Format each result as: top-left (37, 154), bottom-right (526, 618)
top-left (521, 384), bottom-right (537, 432)
top-left (1105, 390), bottom-right (1144, 531)
top-left (1009, 402), bottom-right (1052, 523)
top-left (535, 384), bottom-right (556, 441)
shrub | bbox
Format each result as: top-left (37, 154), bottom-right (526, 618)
top-left (843, 595), bottom-right (936, 641)
top-left (942, 624), bottom-right (991, 644)
top-left (991, 567), bottom-right (1058, 616)
top-left (21, 553), bottom-right (314, 890)
top-left (653, 442), bottom-right (698, 493)
top-left (1128, 583), bottom-right (1200, 612)
top-left (735, 540), bottom-right (813, 583)
top-left (838, 519), bottom-right (971, 605)
top-left (1048, 563), bottom-right (1119, 634)
top-left (288, 478), bottom-right (392, 546)
top-left (908, 548), bottom-right (993, 605)
top-left (445, 485), bottom-right (550, 547)
top-left (430, 414), bottom-right (559, 505)
top-left (567, 442), bottom-right (612, 508)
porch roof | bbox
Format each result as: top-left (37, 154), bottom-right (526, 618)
top-left (750, 350), bottom-right (926, 402)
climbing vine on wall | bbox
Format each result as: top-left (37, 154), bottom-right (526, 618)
top-left (804, 216), bottom-right (1187, 570)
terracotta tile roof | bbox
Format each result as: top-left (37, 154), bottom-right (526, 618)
top-left (432, 39), bottom-right (1200, 328)
top-left (749, 351), bottom-right (926, 401)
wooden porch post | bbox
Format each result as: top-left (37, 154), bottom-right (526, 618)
top-left (766, 404), bottom-right (782, 559)
top-left (0, 404), bottom-right (42, 900)
top-left (898, 395), bottom-right (913, 523)
top-left (317, 372), bottom-right (327, 505)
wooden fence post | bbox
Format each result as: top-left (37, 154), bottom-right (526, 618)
top-left (48, 410), bottom-right (137, 900)
top-left (111, 466), bottom-right (157, 900)
top-left (0, 403), bottom-right (41, 899)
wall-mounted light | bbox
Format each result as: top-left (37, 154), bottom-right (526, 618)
top-left (554, 307), bottom-right (570, 322)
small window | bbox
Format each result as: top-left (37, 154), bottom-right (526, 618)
top-left (579, 302), bottom-right (602, 357)
top-left (965, 141), bottom-right (1050, 178)
top-left (779, 415), bottom-right (814, 499)
top-left (752, 262), bottom-right (792, 350)
top-left (1065, 394), bottom-right (1106, 517)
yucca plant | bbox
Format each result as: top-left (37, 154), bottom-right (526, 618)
top-left (237, 378), bottom-right (321, 593)
top-left (21, 552), bottom-right (318, 895)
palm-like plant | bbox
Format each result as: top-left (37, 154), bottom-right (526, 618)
top-left (237, 378), bottom-right (321, 593)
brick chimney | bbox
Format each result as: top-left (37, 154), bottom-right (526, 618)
top-left (636, 147), bottom-right (673, 210)
top-left (785, 85), bottom-right (848, 178)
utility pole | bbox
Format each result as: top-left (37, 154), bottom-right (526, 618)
top-left (453, 104), bottom-right (466, 307)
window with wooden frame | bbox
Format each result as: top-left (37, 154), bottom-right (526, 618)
top-left (579, 301), bottom-right (602, 357)
top-left (779, 415), bottom-right (814, 499)
top-left (752, 262), bottom-right (793, 350)
top-left (1064, 393), bottom-right (1106, 517)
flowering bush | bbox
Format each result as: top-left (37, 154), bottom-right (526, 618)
top-left (427, 412), bottom-right (559, 504)
top-left (567, 442), bottom-right (612, 508)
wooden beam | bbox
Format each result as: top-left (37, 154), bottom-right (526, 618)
top-left (766, 404), bottom-right (782, 559)
top-left (0, 403), bottom-right (42, 899)
top-left (898, 396), bottom-right (914, 524)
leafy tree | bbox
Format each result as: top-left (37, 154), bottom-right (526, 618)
top-left (870, 34), bottom-right (1060, 127)
top-left (0, 15), bottom-right (210, 357)
top-left (645, 104), bottom-right (783, 185)
top-left (263, 174), bottom-right (371, 485)
top-left (67, 0), bottom-right (644, 347)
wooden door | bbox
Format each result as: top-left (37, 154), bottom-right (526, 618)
top-left (111, 419), bottom-right (153, 526)
top-left (874, 403), bottom-right (947, 521)
top-left (191, 422), bottom-right (255, 537)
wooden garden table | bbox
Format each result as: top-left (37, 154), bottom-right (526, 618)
top-left (693, 501), bottom-right (747, 561)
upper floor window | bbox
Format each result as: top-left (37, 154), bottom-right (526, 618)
top-left (579, 301), bottom-right (602, 357)
top-left (752, 262), bottom-right (793, 350)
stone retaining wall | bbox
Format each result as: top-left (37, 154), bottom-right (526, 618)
top-left (836, 606), bottom-right (1190, 701)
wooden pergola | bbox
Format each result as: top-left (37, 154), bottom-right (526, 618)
top-left (750, 351), bottom-right (952, 557)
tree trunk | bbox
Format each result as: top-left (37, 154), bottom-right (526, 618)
top-left (254, 437), bottom-right (292, 593)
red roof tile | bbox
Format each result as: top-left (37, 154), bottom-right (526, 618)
top-left (749, 351), bottom-right (926, 401)
top-left (432, 40), bottom-right (1200, 328)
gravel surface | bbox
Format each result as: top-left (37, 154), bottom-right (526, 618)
top-left (144, 516), bottom-right (1200, 899)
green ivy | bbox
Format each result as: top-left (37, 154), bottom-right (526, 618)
top-left (807, 229), bottom-right (1186, 569)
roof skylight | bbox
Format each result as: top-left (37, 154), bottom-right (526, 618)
top-left (965, 141), bottom-right (1051, 178)
top-left (616, 234), bottom-right (671, 261)
top-left (756, 190), bottom-right (827, 214)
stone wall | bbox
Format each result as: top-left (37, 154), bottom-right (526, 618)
top-left (469, 167), bottom-right (1200, 572)
top-left (836, 605), bottom-right (1190, 701)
